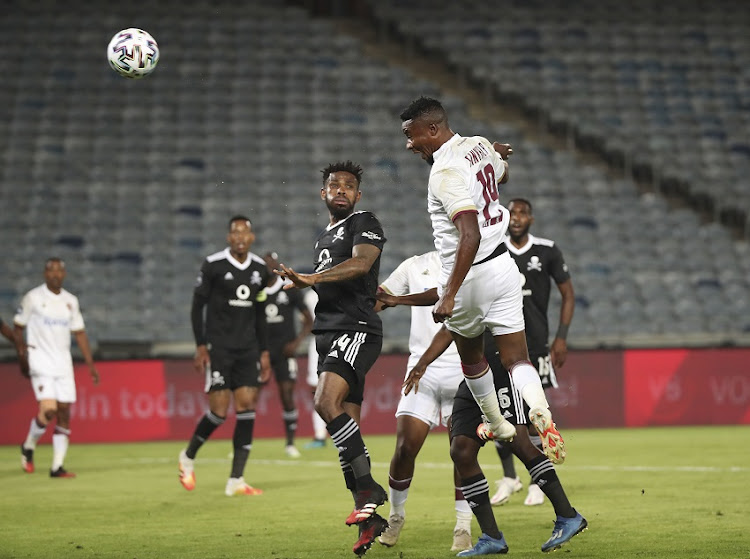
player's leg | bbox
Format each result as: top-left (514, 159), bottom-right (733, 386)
top-left (179, 388), bottom-right (228, 493)
top-left (450, 382), bottom-right (509, 556)
top-left (226, 384), bottom-right (262, 495)
top-left (21, 396), bottom-right (56, 473)
top-left (452, 333), bottom-right (516, 442)
top-left (278, 358), bottom-right (300, 457)
top-left (482, 338), bottom-right (521, 505)
top-left (49, 401), bottom-right (75, 478)
top-left (509, 426), bottom-right (587, 551)
top-left (451, 431), bottom-right (473, 552)
top-left (377, 415), bottom-right (430, 547)
top-left (493, 331), bottom-right (565, 464)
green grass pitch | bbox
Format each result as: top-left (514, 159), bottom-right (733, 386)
top-left (2, 426), bottom-right (749, 558)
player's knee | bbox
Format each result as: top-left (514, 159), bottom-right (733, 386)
top-left (449, 437), bottom-right (474, 467)
top-left (42, 408), bottom-right (57, 422)
top-left (393, 437), bottom-right (419, 462)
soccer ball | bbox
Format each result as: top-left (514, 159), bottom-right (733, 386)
top-left (107, 28), bottom-right (159, 79)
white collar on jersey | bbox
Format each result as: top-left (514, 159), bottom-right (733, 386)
top-left (432, 133), bottom-right (462, 164)
top-left (505, 234), bottom-right (536, 256)
top-left (224, 247), bottom-right (253, 270)
top-left (325, 210), bottom-right (365, 231)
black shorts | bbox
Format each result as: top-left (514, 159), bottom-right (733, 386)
top-left (451, 350), bottom-right (530, 444)
top-left (315, 330), bottom-right (382, 406)
top-left (205, 346), bottom-right (261, 393)
top-left (267, 347), bottom-right (299, 384)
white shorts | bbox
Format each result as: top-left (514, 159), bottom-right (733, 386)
top-left (30, 373), bottom-right (77, 403)
top-left (442, 252), bottom-right (525, 339)
top-left (306, 337), bottom-right (319, 387)
top-left (396, 361), bottom-right (463, 428)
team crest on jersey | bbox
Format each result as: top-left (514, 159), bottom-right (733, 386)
top-left (527, 256), bottom-right (542, 272)
top-left (332, 227), bottom-right (345, 243)
top-left (250, 271), bottom-right (262, 285)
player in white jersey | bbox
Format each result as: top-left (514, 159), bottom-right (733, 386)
top-left (14, 258), bottom-right (99, 478)
top-left (401, 97), bottom-right (582, 556)
top-left (374, 251), bottom-right (473, 552)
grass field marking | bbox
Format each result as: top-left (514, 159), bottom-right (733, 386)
top-left (122, 456), bottom-right (750, 473)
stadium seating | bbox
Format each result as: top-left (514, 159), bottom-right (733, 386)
top-left (0, 1), bottom-right (748, 354)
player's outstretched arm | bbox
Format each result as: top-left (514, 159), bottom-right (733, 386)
top-left (375, 287), bottom-right (439, 311)
top-left (403, 326), bottom-right (454, 395)
top-left (276, 244), bottom-right (381, 289)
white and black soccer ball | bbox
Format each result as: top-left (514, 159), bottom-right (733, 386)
top-left (107, 28), bottom-right (159, 79)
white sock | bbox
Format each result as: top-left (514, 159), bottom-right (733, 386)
top-left (24, 418), bottom-right (48, 450)
top-left (389, 485), bottom-right (409, 517)
top-left (511, 362), bottom-right (550, 410)
top-left (455, 497), bottom-right (472, 531)
top-left (52, 429), bottom-right (70, 470)
top-left (312, 412), bottom-right (327, 440)
top-left (464, 369), bottom-right (504, 426)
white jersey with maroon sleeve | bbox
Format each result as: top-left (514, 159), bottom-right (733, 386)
top-left (14, 284), bottom-right (84, 378)
top-left (428, 133), bottom-right (510, 285)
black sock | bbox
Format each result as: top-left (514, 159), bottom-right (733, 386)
top-left (527, 456), bottom-right (575, 518)
top-left (186, 411), bottom-right (225, 459)
top-left (495, 441), bottom-right (516, 478)
top-left (283, 408), bottom-right (298, 447)
top-left (230, 410), bottom-right (255, 479)
top-left (460, 473), bottom-right (502, 540)
top-left (327, 413), bottom-right (375, 490)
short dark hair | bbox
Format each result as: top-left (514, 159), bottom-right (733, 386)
top-left (399, 96), bottom-right (448, 125)
top-left (45, 257), bottom-right (64, 269)
top-left (321, 160), bottom-right (363, 186)
top-left (228, 215), bottom-right (252, 229)
top-left (508, 198), bottom-right (533, 214)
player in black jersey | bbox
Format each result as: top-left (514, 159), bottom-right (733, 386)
top-left (275, 161), bottom-right (389, 556)
top-left (261, 251), bottom-right (313, 459)
top-left (490, 198), bottom-right (576, 508)
top-left (178, 215), bottom-right (272, 497)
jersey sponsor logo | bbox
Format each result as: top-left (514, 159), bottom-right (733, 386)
top-left (527, 256), bottom-right (543, 272)
top-left (265, 303), bottom-right (284, 323)
top-left (331, 226), bottom-right (345, 243)
top-left (316, 249), bottom-right (332, 272)
top-left (42, 317), bottom-right (70, 327)
top-left (361, 231), bottom-right (382, 241)
top-left (229, 285), bottom-right (254, 307)
top-left (224, 271), bottom-right (234, 280)
top-left (520, 274), bottom-right (532, 297)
